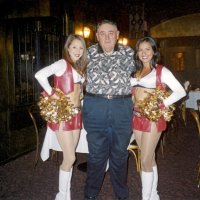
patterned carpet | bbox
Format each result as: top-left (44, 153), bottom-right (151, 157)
top-left (0, 110), bottom-right (200, 200)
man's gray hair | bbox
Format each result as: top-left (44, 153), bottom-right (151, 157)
top-left (96, 19), bottom-right (118, 32)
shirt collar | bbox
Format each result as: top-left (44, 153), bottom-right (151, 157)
top-left (97, 43), bottom-right (120, 54)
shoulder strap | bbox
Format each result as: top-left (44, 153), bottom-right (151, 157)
top-left (54, 60), bottom-right (74, 94)
top-left (156, 64), bottom-right (165, 89)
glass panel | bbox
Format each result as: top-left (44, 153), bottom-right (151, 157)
top-left (14, 26), bottom-right (36, 105)
top-left (13, 20), bottom-right (62, 106)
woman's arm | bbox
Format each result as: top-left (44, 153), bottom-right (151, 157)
top-left (161, 67), bottom-right (186, 106)
top-left (35, 59), bottom-right (66, 95)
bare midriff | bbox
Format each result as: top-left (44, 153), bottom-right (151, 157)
top-left (66, 83), bottom-right (81, 108)
top-left (133, 87), bottom-right (155, 108)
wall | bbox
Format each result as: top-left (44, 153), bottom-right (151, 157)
top-left (151, 13), bottom-right (200, 38)
top-left (0, 22), bottom-right (9, 162)
top-left (150, 13), bottom-right (200, 88)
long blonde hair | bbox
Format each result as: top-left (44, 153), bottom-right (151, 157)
top-left (63, 34), bottom-right (88, 76)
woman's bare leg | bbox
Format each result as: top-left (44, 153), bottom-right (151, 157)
top-left (56, 129), bottom-right (80, 171)
top-left (138, 123), bottom-right (161, 172)
top-left (134, 124), bottom-right (162, 200)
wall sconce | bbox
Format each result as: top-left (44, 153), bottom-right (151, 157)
top-left (75, 26), bottom-right (91, 39)
top-left (176, 52), bottom-right (183, 59)
top-left (118, 37), bottom-right (128, 46)
top-left (83, 27), bottom-right (91, 39)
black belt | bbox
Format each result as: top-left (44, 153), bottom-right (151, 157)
top-left (86, 92), bottom-right (131, 99)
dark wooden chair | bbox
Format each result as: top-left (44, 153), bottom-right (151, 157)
top-left (28, 104), bottom-right (43, 168)
top-left (28, 104), bottom-right (59, 168)
top-left (190, 109), bottom-right (200, 188)
top-left (128, 139), bottom-right (141, 173)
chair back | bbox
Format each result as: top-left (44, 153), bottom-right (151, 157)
top-left (190, 109), bottom-right (200, 139)
top-left (28, 104), bottom-right (43, 168)
top-left (197, 99), bottom-right (200, 114)
top-left (127, 139), bottom-right (141, 173)
top-left (190, 107), bottom-right (200, 188)
top-left (183, 80), bottom-right (191, 93)
top-left (28, 104), bottom-right (59, 168)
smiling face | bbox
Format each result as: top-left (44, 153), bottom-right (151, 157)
top-left (137, 41), bottom-right (154, 65)
top-left (96, 23), bottom-right (119, 54)
top-left (68, 39), bottom-right (84, 62)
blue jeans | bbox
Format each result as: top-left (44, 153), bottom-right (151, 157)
top-left (83, 95), bottom-right (133, 198)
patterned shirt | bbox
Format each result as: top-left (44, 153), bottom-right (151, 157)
top-left (86, 43), bottom-right (135, 95)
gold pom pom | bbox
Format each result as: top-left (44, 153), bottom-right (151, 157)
top-left (137, 89), bottom-right (175, 122)
top-left (37, 88), bottom-right (75, 123)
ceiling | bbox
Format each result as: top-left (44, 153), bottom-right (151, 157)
top-left (83, 0), bottom-right (200, 26)
top-left (0, 0), bottom-right (200, 27)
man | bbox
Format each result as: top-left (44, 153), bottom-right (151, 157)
top-left (83, 19), bottom-right (135, 200)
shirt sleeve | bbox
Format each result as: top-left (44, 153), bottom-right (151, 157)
top-left (125, 46), bottom-right (136, 72)
top-left (35, 59), bottom-right (66, 95)
top-left (161, 67), bottom-right (186, 106)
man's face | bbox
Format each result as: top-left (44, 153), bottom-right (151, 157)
top-left (96, 23), bottom-right (119, 54)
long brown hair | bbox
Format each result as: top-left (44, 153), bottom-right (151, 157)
top-left (134, 36), bottom-right (160, 71)
top-left (63, 34), bottom-right (88, 76)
